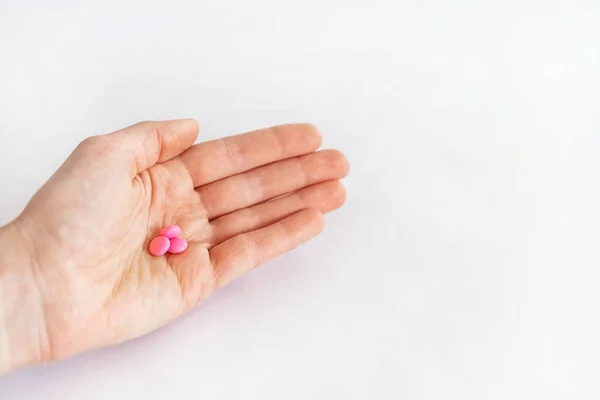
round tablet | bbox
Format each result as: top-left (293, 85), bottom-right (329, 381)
top-left (149, 236), bottom-right (171, 256)
top-left (168, 237), bottom-right (188, 254)
top-left (159, 225), bottom-right (182, 239)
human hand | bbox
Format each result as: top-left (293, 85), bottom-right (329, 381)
top-left (0, 120), bottom-right (348, 373)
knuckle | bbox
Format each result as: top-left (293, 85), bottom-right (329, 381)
top-left (78, 135), bottom-right (106, 150)
top-left (76, 135), bottom-right (115, 157)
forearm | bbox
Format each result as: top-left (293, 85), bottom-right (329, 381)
top-left (0, 222), bottom-right (50, 375)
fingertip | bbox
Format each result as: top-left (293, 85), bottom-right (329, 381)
top-left (303, 123), bottom-right (324, 150)
top-left (270, 122), bottom-right (323, 150)
top-left (302, 208), bottom-right (325, 233)
top-left (319, 149), bottom-right (350, 178)
top-left (180, 118), bottom-right (200, 138)
top-left (342, 156), bottom-right (350, 177)
top-left (165, 118), bottom-right (200, 143)
top-left (329, 180), bottom-right (347, 210)
top-left (334, 150), bottom-right (350, 178)
top-left (300, 180), bottom-right (347, 213)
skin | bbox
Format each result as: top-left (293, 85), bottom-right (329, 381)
top-left (0, 120), bottom-right (349, 374)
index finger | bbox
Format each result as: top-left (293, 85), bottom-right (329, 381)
top-left (179, 123), bottom-right (322, 187)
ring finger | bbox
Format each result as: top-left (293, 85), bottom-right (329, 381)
top-left (208, 180), bottom-right (346, 247)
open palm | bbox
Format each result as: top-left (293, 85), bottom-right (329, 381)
top-left (15, 119), bottom-right (348, 362)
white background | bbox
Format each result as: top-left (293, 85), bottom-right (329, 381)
top-left (1, 1), bottom-right (599, 398)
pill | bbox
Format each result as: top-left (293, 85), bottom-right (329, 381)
top-left (149, 236), bottom-right (171, 256)
top-left (159, 225), bottom-right (182, 239)
top-left (168, 237), bottom-right (188, 254)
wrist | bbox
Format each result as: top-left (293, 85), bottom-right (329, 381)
top-left (0, 221), bottom-right (52, 374)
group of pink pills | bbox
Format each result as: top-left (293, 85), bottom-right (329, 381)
top-left (149, 225), bottom-right (188, 257)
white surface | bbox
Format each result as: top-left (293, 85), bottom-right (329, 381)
top-left (1, 1), bottom-right (599, 398)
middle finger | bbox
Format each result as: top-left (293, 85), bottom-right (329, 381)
top-left (198, 150), bottom-right (349, 220)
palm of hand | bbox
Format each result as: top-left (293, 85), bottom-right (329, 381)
top-left (16, 120), bottom-right (348, 361)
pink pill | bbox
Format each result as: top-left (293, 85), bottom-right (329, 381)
top-left (149, 236), bottom-right (171, 256)
top-left (159, 225), bottom-right (182, 239)
top-left (168, 237), bottom-right (188, 254)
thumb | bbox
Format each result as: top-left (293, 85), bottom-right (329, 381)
top-left (102, 119), bottom-right (199, 177)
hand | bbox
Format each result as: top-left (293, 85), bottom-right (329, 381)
top-left (0, 120), bottom-right (348, 373)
